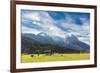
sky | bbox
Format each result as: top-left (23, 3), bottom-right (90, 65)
top-left (21, 9), bottom-right (90, 45)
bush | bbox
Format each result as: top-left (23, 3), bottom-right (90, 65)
top-left (30, 54), bottom-right (34, 57)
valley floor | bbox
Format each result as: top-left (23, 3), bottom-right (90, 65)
top-left (21, 53), bottom-right (90, 63)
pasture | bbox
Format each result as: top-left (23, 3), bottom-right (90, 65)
top-left (21, 53), bottom-right (90, 63)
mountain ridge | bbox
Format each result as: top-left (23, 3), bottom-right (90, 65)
top-left (21, 33), bottom-right (90, 54)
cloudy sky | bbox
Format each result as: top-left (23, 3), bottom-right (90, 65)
top-left (21, 9), bottom-right (90, 45)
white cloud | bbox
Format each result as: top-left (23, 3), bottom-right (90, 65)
top-left (57, 22), bottom-right (90, 44)
top-left (22, 11), bottom-right (65, 37)
top-left (22, 26), bottom-right (41, 35)
top-left (22, 10), bottom-right (90, 44)
top-left (54, 15), bottom-right (90, 44)
top-left (22, 11), bottom-right (40, 21)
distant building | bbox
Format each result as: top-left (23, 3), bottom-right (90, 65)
top-left (44, 50), bottom-right (54, 55)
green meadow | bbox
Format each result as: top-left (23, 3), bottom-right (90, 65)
top-left (21, 53), bottom-right (90, 63)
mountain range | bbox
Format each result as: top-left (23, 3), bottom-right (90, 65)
top-left (21, 32), bottom-right (90, 54)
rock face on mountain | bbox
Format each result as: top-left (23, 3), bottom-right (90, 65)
top-left (21, 33), bottom-right (90, 54)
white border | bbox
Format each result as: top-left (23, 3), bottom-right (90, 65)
top-left (16, 5), bottom-right (95, 69)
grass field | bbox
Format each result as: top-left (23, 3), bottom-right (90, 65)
top-left (21, 53), bottom-right (90, 63)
